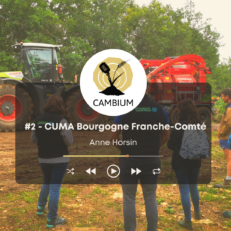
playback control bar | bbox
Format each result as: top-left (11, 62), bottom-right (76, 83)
top-left (64, 155), bottom-right (163, 158)
top-left (68, 165), bottom-right (161, 179)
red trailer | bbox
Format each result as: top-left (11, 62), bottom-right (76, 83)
top-left (140, 55), bottom-right (213, 125)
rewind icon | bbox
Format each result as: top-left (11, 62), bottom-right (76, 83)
top-left (86, 168), bottom-right (96, 175)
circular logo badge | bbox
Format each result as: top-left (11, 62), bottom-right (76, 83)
top-left (80, 49), bottom-right (147, 116)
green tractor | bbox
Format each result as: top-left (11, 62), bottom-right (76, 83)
top-left (0, 42), bottom-right (106, 132)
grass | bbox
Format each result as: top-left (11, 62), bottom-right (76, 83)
top-left (201, 193), bottom-right (220, 202)
top-left (157, 197), bottom-right (165, 204)
top-left (207, 188), bottom-right (217, 194)
top-left (60, 186), bottom-right (79, 196)
top-left (2, 126), bottom-right (231, 230)
top-left (198, 185), bottom-right (207, 191)
top-left (164, 207), bottom-right (175, 214)
top-left (92, 186), bottom-right (103, 194)
top-left (116, 204), bottom-right (122, 211)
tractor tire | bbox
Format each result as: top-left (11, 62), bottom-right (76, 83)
top-left (0, 84), bottom-right (33, 132)
top-left (169, 106), bottom-right (179, 125)
top-left (197, 106), bottom-right (212, 126)
top-left (65, 90), bottom-right (108, 126)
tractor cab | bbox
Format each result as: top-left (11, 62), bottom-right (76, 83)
top-left (12, 42), bottom-right (63, 83)
top-left (0, 42), bottom-right (105, 132)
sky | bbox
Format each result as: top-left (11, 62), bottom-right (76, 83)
top-left (134, 0), bottom-right (231, 62)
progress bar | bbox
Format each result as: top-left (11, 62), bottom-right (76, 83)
top-left (63, 155), bottom-right (163, 158)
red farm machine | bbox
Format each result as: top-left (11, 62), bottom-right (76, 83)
top-left (0, 42), bottom-right (213, 132)
top-left (140, 54), bottom-right (213, 125)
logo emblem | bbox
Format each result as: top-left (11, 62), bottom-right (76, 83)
top-left (93, 58), bottom-right (133, 96)
top-left (80, 49), bottom-right (147, 116)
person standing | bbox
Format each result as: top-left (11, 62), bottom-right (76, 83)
top-left (111, 86), bottom-right (170, 231)
top-left (213, 88), bottom-right (231, 189)
top-left (31, 94), bottom-right (73, 229)
top-left (223, 132), bottom-right (231, 218)
top-left (211, 88), bottom-right (231, 218)
top-left (167, 99), bottom-right (202, 230)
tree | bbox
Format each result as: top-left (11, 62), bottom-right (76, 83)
top-left (121, 0), bottom-right (221, 68)
top-left (0, 0), bottom-right (224, 88)
top-left (48, 0), bottom-right (135, 79)
top-left (0, 0), bottom-right (62, 72)
top-left (208, 58), bottom-right (231, 95)
top-left (182, 0), bottom-right (221, 68)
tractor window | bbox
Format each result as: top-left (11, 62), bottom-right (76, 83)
top-left (26, 48), bottom-right (52, 79)
top-left (53, 49), bottom-right (58, 65)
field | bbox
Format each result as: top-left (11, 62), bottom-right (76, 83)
top-left (1, 124), bottom-right (231, 230)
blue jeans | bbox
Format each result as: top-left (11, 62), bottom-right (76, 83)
top-left (38, 162), bottom-right (68, 219)
top-left (174, 168), bottom-right (200, 221)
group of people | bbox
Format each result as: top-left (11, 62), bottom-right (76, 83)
top-left (31, 87), bottom-right (231, 230)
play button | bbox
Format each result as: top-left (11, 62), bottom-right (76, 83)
top-left (107, 164), bottom-right (120, 178)
top-left (111, 168), bottom-right (117, 175)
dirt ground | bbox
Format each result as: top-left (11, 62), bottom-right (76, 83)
top-left (1, 124), bottom-right (231, 230)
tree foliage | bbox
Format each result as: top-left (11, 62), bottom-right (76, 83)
top-left (0, 0), bottom-right (229, 94)
top-left (208, 58), bottom-right (231, 95)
